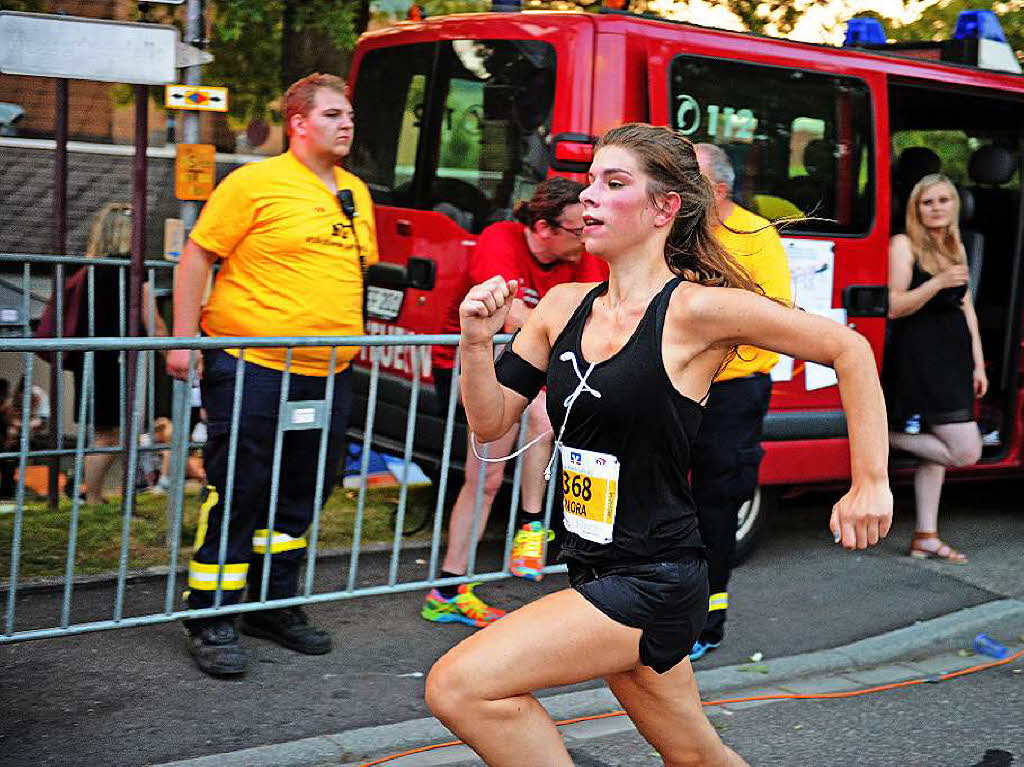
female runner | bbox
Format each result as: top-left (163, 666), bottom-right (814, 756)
top-left (425, 123), bottom-right (893, 766)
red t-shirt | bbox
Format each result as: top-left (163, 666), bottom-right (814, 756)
top-left (434, 221), bottom-right (608, 370)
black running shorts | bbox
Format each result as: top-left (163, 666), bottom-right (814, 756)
top-left (568, 556), bottom-right (709, 674)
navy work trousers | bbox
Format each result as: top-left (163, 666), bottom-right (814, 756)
top-left (188, 349), bottom-right (352, 611)
top-left (691, 372), bottom-right (772, 645)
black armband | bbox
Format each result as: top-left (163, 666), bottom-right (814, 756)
top-left (494, 335), bottom-right (546, 401)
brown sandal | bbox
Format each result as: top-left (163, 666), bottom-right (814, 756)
top-left (908, 532), bottom-right (967, 564)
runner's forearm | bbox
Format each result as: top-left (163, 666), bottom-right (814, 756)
top-left (833, 334), bottom-right (888, 485)
top-left (459, 338), bottom-right (511, 441)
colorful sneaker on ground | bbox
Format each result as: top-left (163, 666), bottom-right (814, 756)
top-left (421, 583), bottom-right (505, 628)
top-left (510, 521), bottom-right (553, 581)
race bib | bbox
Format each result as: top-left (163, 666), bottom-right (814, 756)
top-left (560, 445), bottom-right (620, 544)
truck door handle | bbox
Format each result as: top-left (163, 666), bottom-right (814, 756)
top-left (366, 257), bottom-right (436, 291)
top-left (842, 285), bottom-right (888, 317)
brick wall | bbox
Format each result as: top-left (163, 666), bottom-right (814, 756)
top-left (0, 146), bottom-right (249, 259)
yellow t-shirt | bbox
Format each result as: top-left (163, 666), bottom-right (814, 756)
top-left (715, 204), bottom-right (792, 382)
top-left (192, 151), bottom-right (378, 376)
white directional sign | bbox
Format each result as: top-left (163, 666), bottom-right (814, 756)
top-left (0, 11), bottom-right (178, 84)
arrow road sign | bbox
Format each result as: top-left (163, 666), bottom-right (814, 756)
top-left (164, 84), bottom-right (229, 112)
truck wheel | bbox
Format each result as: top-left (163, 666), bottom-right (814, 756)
top-left (733, 486), bottom-right (778, 565)
top-left (389, 500), bottom-right (434, 536)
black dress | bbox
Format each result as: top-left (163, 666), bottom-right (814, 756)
top-left (67, 264), bottom-right (138, 429)
top-left (883, 263), bottom-right (974, 427)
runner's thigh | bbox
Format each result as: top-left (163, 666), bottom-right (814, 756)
top-left (433, 587), bottom-right (643, 700)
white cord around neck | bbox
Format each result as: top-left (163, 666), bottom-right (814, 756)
top-left (543, 351), bottom-right (600, 480)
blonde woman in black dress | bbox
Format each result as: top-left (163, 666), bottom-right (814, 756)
top-left (886, 174), bottom-right (986, 564)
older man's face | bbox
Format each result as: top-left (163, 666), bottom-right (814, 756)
top-left (695, 147), bottom-right (730, 207)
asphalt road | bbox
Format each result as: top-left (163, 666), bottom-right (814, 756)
top-left (524, 659), bottom-right (1024, 767)
top-left (1, 480), bottom-right (1021, 767)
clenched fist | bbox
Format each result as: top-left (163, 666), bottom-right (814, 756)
top-left (459, 277), bottom-right (520, 345)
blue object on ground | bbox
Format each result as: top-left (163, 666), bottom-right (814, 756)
top-left (344, 443), bottom-right (389, 476)
top-left (972, 632), bottom-right (1011, 659)
top-left (343, 443), bottom-right (432, 487)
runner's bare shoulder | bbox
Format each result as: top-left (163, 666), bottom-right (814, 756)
top-left (533, 282), bottom-right (602, 344)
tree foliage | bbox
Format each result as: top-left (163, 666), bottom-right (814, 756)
top-left (0, 0), bottom-right (45, 10)
top-left (207, 0), bottom-right (369, 123)
top-left (720, 0), bottom-right (806, 35)
top-left (879, 0), bottom-right (1024, 57)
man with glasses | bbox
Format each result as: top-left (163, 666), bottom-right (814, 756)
top-left (426, 177), bottom-right (607, 628)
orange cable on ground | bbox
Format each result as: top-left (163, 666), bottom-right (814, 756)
top-left (360, 648), bottom-right (1023, 766)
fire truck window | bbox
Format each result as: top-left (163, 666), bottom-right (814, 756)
top-left (350, 40), bottom-right (555, 231)
top-left (669, 56), bottom-right (874, 235)
top-left (431, 39), bottom-right (556, 232)
top-left (349, 43), bottom-right (433, 205)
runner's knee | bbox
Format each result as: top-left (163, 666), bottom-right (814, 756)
top-left (425, 654), bottom-right (477, 722)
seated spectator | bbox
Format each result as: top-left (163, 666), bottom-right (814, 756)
top-left (14, 376), bottom-right (49, 448)
top-left (147, 416), bottom-right (206, 495)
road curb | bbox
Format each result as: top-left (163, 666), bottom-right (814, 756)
top-left (154, 598), bottom-right (1024, 767)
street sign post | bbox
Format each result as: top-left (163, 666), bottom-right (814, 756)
top-left (0, 11), bottom-right (178, 84)
top-left (174, 144), bottom-right (216, 200)
top-left (164, 85), bottom-right (229, 112)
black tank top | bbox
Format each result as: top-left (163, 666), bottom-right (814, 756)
top-left (546, 277), bottom-right (704, 567)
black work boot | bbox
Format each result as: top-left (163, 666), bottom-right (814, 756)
top-left (185, 618), bottom-right (247, 677)
top-left (239, 606), bottom-right (332, 655)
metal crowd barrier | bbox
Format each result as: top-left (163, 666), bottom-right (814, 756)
top-left (0, 253), bottom-right (173, 510)
top-left (0, 333), bottom-right (564, 644)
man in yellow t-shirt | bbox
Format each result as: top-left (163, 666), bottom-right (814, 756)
top-left (690, 143), bottom-right (792, 662)
top-left (167, 73), bottom-right (378, 677)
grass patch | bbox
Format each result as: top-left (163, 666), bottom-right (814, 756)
top-left (0, 484), bottom-right (437, 581)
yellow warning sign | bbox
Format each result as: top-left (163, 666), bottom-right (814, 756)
top-left (165, 85), bottom-right (229, 112)
top-left (175, 144), bottom-right (216, 201)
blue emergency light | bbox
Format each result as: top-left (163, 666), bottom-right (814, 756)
top-left (953, 10), bottom-right (1007, 43)
top-left (844, 18), bottom-right (886, 46)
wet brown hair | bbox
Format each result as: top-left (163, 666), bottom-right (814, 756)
top-left (284, 73), bottom-right (348, 135)
top-left (512, 176), bottom-right (586, 228)
top-left (595, 123), bottom-right (762, 295)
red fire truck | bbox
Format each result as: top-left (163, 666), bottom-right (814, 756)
top-left (348, 9), bottom-right (1024, 557)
